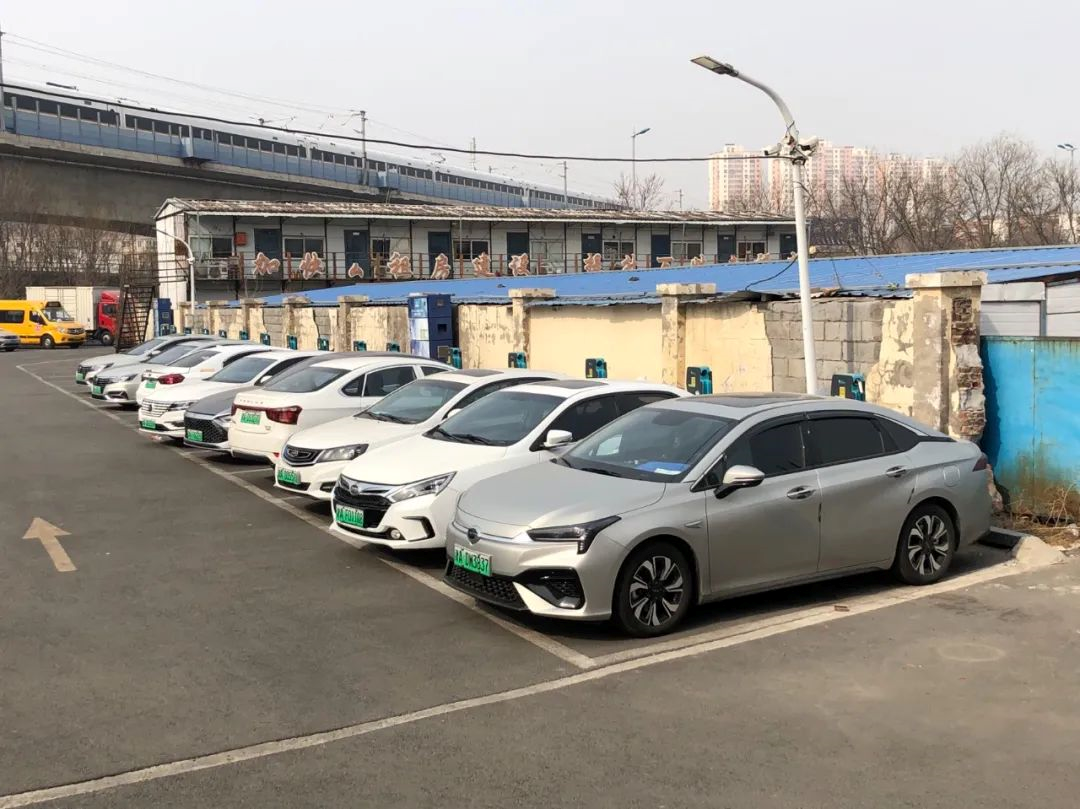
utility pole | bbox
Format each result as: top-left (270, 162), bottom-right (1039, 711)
top-left (359, 110), bottom-right (368, 186)
top-left (0, 23), bottom-right (6, 106)
top-left (470, 137), bottom-right (477, 170)
top-left (560, 161), bottom-right (568, 204)
top-left (677, 189), bottom-right (684, 210)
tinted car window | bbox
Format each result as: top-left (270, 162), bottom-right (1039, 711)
top-left (264, 366), bottom-right (348, 393)
top-left (171, 348), bottom-right (219, 368)
top-left (126, 336), bottom-right (170, 356)
top-left (453, 377), bottom-right (549, 411)
top-left (548, 395), bottom-right (621, 440)
top-left (877, 417), bottom-right (921, 452)
top-left (727, 421), bottom-right (805, 476)
top-left (615, 391), bottom-right (679, 413)
top-left (808, 416), bottom-right (886, 465)
top-left (208, 355), bottom-right (276, 384)
top-left (364, 366), bottom-right (417, 397)
top-left (152, 344), bottom-right (211, 365)
top-left (0, 309), bottom-right (24, 324)
top-left (361, 378), bottom-right (467, 424)
top-left (431, 391), bottom-right (561, 447)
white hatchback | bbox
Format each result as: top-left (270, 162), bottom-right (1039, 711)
top-left (330, 380), bottom-right (687, 550)
top-left (134, 343), bottom-right (268, 406)
top-left (274, 368), bottom-right (564, 501)
top-left (137, 350), bottom-right (319, 439)
top-left (229, 355), bottom-right (448, 463)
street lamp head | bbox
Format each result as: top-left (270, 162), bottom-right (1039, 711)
top-left (1059, 143), bottom-right (1076, 151)
top-left (633, 127), bottom-right (651, 137)
top-left (691, 55), bottom-right (738, 77)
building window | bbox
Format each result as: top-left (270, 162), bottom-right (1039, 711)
top-left (283, 237), bottom-right (324, 257)
top-left (211, 237), bottom-right (233, 258)
top-left (737, 241), bottom-right (767, 260)
top-left (454, 240), bottom-right (489, 261)
top-left (371, 238), bottom-right (391, 260)
top-left (671, 241), bottom-right (702, 261)
top-left (603, 241), bottom-right (635, 265)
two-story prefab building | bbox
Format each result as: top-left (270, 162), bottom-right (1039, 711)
top-left (154, 198), bottom-right (798, 305)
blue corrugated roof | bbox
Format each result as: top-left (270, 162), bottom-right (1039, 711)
top-left (252, 245), bottom-right (1080, 306)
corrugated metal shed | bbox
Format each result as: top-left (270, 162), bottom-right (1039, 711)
top-left (250, 245), bottom-right (1080, 307)
top-left (159, 198), bottom-right (791, 225)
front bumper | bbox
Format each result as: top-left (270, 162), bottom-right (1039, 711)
top-left (138, 406), bottom-right (186, 438)
top-left (441, 520), bottom-right (626, 621)
top-left (55, 332), bottom-right (86, 345)
top-left (329, 488), bottom-right (446, 549)
top-left (183, 414), bottom-right (231, 450)
top-left (274, 459), bottom-right (346, 501)
top-left (0, 338), bottom-right (18, 349)
top-left (91, 378), bottom-right (140, 403)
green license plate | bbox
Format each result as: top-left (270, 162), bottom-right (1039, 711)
top-left (277, 467), bottom-right (301, 486)
top-left (140, 419), bottom-right (156, 430)
top-left (91, 385), bottom-right (103, 395)
top-left (454, 545), bottom-right (492, 577)
top-left (240, 411), bottom-right (261, 425)
top-left (335, 505), bottom-right (365, 528)
top-left (145, 380), bottom-right (157, 390)
top-left (185, 428), bottom-right (203, 442)
top-left (75, 372), bottom-right (85, 382)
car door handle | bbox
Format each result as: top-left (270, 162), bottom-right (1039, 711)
top-left (786, 486), bottom-right (815, 500)
top-left (884, 466), bottom-right (908, 478)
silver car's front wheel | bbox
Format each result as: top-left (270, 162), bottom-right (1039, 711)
top-left (614, 541), bottom-right (693, 637)
top-left (894, 503), bottom-right (956, 585)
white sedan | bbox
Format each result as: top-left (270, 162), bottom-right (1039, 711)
top-left (76, 335), bottom-right (215, 385)
top-left (229, 354), bottom-right (448, 463)
top-left (90, 339), bottom-right (231, 405)
top-left (137, 350), bottom-right (319, 439)
top-left (330, 380), bottom-right (687, 550)
top-left (134, 343), bottom-right (270, 406)
top-left (274, 368), bottom-right (564, 501)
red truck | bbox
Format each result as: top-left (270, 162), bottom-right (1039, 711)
top-left (24, 286), bottom-right (120, 345)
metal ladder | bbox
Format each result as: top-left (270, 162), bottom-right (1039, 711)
top-left (115, 283), bottom-right (156, 351)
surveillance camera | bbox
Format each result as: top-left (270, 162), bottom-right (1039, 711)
top-left (799, 136), bottom-right (821, 151)
top-left (762, 144), bottom-right (782, 158)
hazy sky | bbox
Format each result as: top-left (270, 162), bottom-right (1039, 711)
top-left (3, 0), bottom-right (1077, 207)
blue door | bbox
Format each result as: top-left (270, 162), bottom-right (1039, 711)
top-left (344, 229), bottom-right (370, 275)
top-left (717, 233), bottom-right (735, 263)
top-left (650, 234), bottom-right (671, 268)
top-left (429, 232), bottom-right (451, 277)
top-left (779, 233), bottom-right (797, 258)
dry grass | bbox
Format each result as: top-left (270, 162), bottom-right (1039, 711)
top-left (997, 483), bottom-right (1080, 549)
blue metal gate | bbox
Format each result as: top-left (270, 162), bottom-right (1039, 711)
top-left (981, 337), bottom-right (1080, 514)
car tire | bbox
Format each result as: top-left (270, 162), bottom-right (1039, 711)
top-left (100, 331), bottom-right (114, 347)
top-left (893, 503), bottom-right (956, 585)
top-left (613, 540), bottom-right (694, 637)
top-left (3, 347), bottom-right (14, 352)
top-left (40, 335), bottom-right (55, 349)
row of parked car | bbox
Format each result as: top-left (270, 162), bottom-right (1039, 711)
top-left (75, 334), bottom-right (992, 636)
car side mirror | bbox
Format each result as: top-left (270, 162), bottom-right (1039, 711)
top-left (543, 429), bottom-right (574, 450)
top-left (715, 464), bottom-right (765, 498)
top-left (445, 408), bottom-right (462, 420)
top-left (255, 374), bottom-right (274, 386)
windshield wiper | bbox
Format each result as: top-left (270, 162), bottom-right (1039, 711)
top-left (359, 411), bottom-right (405, 422)
top-left (452, 432), bottom-right (496, 445)
top-left (577, 465), bottom-right (624, 478)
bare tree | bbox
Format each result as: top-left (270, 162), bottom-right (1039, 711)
top-left (614, 172), bottom-right (666, 209)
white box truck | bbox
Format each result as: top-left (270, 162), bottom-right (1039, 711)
top-left (24, 286), bottom-right (121, 345)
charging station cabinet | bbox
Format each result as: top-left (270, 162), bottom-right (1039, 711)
top-left (201, 328), bottom-right (210, 335)
top-left (508, 351), bottom-right (527, 368)
top-left (286, 335), bottom-right (298, 350)
top-left (585, 358), bottom-right (608, 378)
top-left (386, 341), bottom-right (400, 352)
top-left (239, 330), bottom-right (249, 341)
top-left (438, 346), bottom-right (463, 368)
top-left (260, 333), bottom-right (271, 345)
top-left (353, 340), bottom-right (367, 352)
top-left (218, 329), bottom-right (227, 338)
top-left (317, 337), bottom-right (330, 351)
top-left (831, 373), bottom-right (866, 400)
top-left (686, 366), bottom-right (713, 395)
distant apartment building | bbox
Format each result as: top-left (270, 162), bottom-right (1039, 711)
top-left (709, 141), bottom-right (944, 212)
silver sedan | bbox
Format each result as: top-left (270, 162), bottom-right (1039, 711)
top-left (445, 393), bottom-right (992, 636)
top-left (0, 327), bottom-right (18, 351)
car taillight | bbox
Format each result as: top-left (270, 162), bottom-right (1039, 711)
top-left (266, 406), bottom-right (301, 425)
top-left (231, 403), bottom-right (240, 416)
top-left (973, 453), bottom-right (988, 471)
top-left (157, 373), bottom-right (185, 384)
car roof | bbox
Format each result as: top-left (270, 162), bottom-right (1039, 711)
top-left (432, 368), bottom-right (567, 386)
top-left (203, 344), bottom-right (271, 356)
top-left (306, 353), bottom-right (437, 371)
top-left (503, 378), bottom-right (685, 400)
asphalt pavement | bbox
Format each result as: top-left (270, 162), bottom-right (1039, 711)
top-left (2, 347), bottom-right (1078, 809)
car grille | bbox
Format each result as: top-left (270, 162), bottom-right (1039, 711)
top-left (140, 400), bottom-right (171, 418)
top-left (445, 562), bottom-right (526, 609)
top-left (282, 445), bottom-right (320, 466)
top-left (184, 415), bottom-right (227, 445)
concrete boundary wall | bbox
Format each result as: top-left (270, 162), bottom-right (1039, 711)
top-left (175, 272), bottom-right (985, 438)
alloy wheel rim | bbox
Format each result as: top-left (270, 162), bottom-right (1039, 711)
top-left (628, 554), bottom-right (684, 627)
top-left (906, 515), bottom-right (950, 576)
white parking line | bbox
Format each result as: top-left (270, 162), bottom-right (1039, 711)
top-left (0, 539), bottom-right (1060, 809)
top-left (16, 362), bottom-right (593, 671)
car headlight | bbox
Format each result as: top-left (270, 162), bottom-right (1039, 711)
top-left (318, 444), bottom-right (369, 463)
top-left (527, 515), bottom-right (621, 554)
top-left (168, 401), bottom-right (198, 411)
top-left (386, 472), bottom-right (456, 503)
top-left (118, 373), bottom-right (139, 382)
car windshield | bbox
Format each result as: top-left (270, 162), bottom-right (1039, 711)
top-left (263, 366), bottom-right (348, 393)
top-left (561, 407), bottom-right (735, 482)
top-left (428, 390), bottom-right (561, 447)
top-left (359, 378), bottom-right (467, 424)
top-left (150, 344), bottom-right (208, 365)
top-left (207, 355), bottom-right (275, 383)
top-left (124, 337), bottom-right (169, 356)
top-left (171, 348), bottom-right (220, 368)
top-left (42, 307), bottom-right (74, 322)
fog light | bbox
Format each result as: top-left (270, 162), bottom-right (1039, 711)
top-left (390, 529), bottom-right (402, 540)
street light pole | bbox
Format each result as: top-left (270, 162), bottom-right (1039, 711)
top-left (1058, 144), bottom-right (1077, 243)
top-left (155, 228), bottom-right (195, 333)
top-left (692, 55), bottom-right (819, 394)
top-left (631, 127), bottom-right (651, 208)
